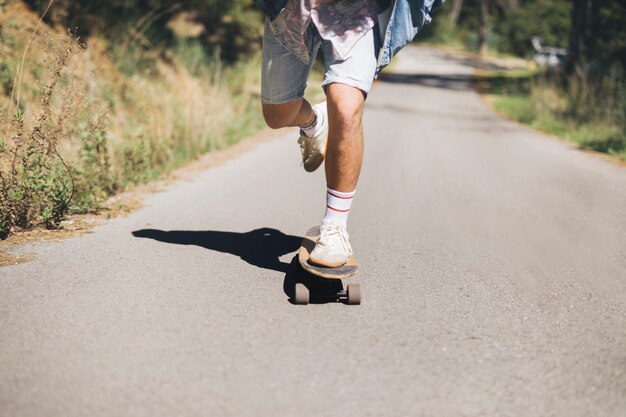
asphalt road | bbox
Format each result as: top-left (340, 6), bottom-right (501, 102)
top-left (1, 47), bottom-right (625, 417)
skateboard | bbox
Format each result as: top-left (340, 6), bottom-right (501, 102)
top-left (295, 226), bottom-right (361, 305)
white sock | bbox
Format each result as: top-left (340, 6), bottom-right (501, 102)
top-left (321, 187), bottom-right (356, 229)
top-left (301, 106), bottom-right (322, 137)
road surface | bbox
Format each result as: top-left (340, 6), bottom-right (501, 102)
top-left (1, 47), bottom-right (625, 416)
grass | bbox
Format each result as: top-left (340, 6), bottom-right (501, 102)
top-left (494, 93), bottom-right (625, 158)
top-left (479, 68), bottom-right (626, 161)
top-left (0, 2), bottom-right (267, 239)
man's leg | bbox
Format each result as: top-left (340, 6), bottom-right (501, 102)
top-left (307, 83), bottom-right (365, 267)
top-left (324, 83), bottom-right (365, 192)
top-left (262, 99), bottom-right (314, 130)
top-left (260, 20), bottom-right (328, 172)
top-left (307, 25), bottom-right (377, 267)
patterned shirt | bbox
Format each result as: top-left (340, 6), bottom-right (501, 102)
top-left (268, 0), bottom-right (383, 64)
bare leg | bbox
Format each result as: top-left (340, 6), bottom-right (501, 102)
top-left (262, 98), bottom-right (315, 129)
top-left (325, 83), bottom-right (365, 192)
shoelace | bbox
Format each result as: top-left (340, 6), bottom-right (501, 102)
top-left (297, 134), bottom-right (317, 160)
top-left (298, 133), bottom-right (310, 157)
top-left (318, 224), bottom-right (353, 255)
top-left (298, 110), bottom-right (324, 160)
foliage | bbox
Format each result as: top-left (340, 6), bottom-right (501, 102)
top-left (482, 69), bottom-right (626, 161)
top-left (0, 1), bottom-right (266, 239)
top-left (423, 0), bottom-right (625, 72)
top-left (422, 0), bottom-right (625, 163)
top-left (0, 32), bottom-right (94, 237)
top-left (24, 0), bottom-right (264, 63)
top-left (494, 1), bottom-right (571, 57)
top-left (580, 0), bottom-right (626, 73)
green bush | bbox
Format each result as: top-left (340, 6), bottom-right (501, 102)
top-left (494, 1), bottom-right (571, 57)
top-left (24, 0), bottom-right (264, 63)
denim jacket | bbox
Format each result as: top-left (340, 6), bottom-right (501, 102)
top-left (252, 0), bottom-right (444, 73)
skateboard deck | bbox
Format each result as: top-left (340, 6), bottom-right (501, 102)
top-left (295, 226), bottom-right (361, 305)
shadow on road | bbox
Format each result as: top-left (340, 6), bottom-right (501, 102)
top-left (380, 72), bottom-right (534, 96)
top-left (132, 227), bottom-right (300, 273)
top-left (377, 48), bottom-right (529, 92)
top-left (133, 228), bottom-right (344, 303)
top-left (380, 73), bottom-right (476, 91)
top-left (282, 256), bottom-right (343, 304)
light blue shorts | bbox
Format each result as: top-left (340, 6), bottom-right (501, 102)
top-left (261, 20), bottom-right (379, 104)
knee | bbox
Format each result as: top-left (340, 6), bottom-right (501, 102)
top-left (327, 85), bottom-right (365, 127)
top-left (262, 101), bottom-right (300, 129)
top-left (329, 100), bottom-right (364, 134)
top-left (263, 106), bottom-right (288, 129)
top-left (332, 101), bottom-right (363, 125)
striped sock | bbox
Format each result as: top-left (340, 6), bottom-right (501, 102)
top-left (301, 106), bottom-right (321, 137)
top-left (322, 187), bottom-right (356, 229)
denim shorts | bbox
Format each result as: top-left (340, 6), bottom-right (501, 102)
top-left (261, 20), bottom-right (379, 104)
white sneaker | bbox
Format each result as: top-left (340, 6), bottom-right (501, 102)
top-left (297, 101), bottom-right (328, 172)
top-left (308, 222), bottom-right (353, 268)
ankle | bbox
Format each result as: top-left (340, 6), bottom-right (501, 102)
top-left (300, 107), bottom-right (321, 137)
top-left (322, 187), bottom-right (355, 230)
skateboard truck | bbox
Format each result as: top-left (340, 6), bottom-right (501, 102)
top-left (294, 282), bottom-right (361, 305)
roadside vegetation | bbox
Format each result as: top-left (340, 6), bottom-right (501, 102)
top-left (487, 69), bottom-right (625, 160)
top-left (0, 0), bottom-right (265, 239)
top-left (420, 0), bottom-right (626, 161)
top-left (1, 0), bottom-right (624, 241)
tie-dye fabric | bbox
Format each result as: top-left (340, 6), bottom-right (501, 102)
top-left (268, 0), bottom-right (382, 64)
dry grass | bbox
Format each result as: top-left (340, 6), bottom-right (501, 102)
top-left (0, 1), bottom-right (265, 239)
top-left (1, 3), bottom-right (101, 237)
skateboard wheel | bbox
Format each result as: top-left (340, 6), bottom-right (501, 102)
top-left (346, 284), bottom-right (361, 305)
top-left (294, 283), bottom-right (310, 305)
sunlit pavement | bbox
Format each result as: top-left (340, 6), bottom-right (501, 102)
top-left (1, 47), bottom-right (625, 417)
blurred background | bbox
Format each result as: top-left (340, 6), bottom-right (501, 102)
top-left (0, 0), bottom-right (624, 240)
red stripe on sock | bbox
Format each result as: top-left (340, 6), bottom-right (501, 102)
top-left (327, 191), bottom-right (353, 200)
top-left (327, 205), bottom-right (350, 213)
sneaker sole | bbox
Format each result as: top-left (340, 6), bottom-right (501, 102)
top-left (303, 153), bottom-right (324, 172)
top-left (307, 255), bottom-right (347, 268)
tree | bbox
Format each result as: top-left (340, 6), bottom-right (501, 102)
top-left (449, 0), bottom-right (464, 27)
top-left (568, 0), bottom-right (590, 74)
top-left (478, 0), bottom-right (489, 53)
